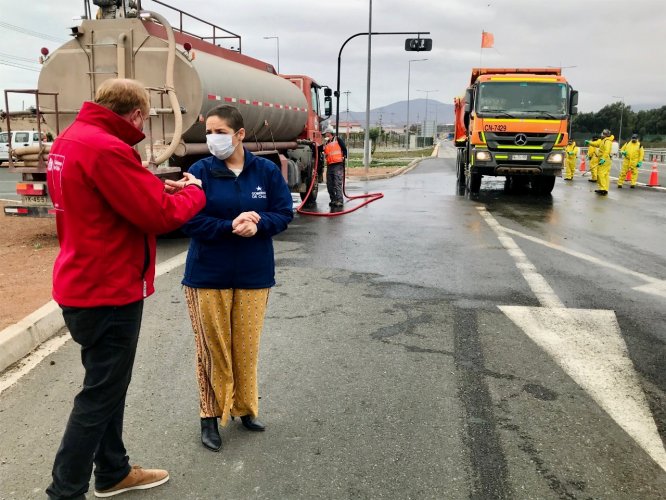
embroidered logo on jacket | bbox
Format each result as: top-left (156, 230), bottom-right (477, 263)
top-left (252, 186), bottom-right (267, 199)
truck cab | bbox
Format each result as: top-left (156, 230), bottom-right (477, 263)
top-left (455, 68), bottom-right (578, 195)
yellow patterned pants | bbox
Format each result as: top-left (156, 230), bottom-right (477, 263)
top-left (184, 286), bottom-right (269, 425)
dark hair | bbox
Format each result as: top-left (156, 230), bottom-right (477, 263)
top-left (206, 105), bottom-right (244, 131)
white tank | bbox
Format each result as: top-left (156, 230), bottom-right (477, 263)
top-left (38, 18), bottom-right (308, 149)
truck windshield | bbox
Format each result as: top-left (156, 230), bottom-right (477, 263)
top-left (477, 82), bottom-right (568, 118)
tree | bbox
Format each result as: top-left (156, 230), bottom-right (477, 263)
top-left (369, 127), bottom-right (381, 154)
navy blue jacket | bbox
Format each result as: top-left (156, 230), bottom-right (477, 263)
top-left (181, 150), bottom-right (293, 289)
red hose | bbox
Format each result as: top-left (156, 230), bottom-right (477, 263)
top-left (296, 146), bottom-right (384, 217)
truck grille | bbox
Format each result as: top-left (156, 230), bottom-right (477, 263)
top-left (484, 132), bottom-right (559, 150)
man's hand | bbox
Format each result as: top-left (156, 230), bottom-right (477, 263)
top-left (232, 221), bottom-right (258, 237)
top-left (164, 172), bottom-right (202, 193)
top-left (598, 158), bottom-right (606, 165)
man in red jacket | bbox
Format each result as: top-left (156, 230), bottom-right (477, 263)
top-left (45, 78), bottom-right (206, 500)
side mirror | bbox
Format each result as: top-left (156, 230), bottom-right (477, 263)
top-left (464, 89), bottom-right (473, 114)
top-left (324, 96), bottom-right (332, 118)
top-left (323, 87), bottom-right (333, 98)
top-left (569, 89), bottom-right (579, 114)
top-left (570, 89), bottom-right (579, 106)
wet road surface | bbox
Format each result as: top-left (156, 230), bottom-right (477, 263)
top-left (1, 145), bottom-right (665, 498)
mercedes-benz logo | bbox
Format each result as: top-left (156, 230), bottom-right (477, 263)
top-left (514, 134), bottom-right (528, 146)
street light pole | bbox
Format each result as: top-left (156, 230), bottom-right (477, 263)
top-left (613, 95), bottom-right (625, 146)
top-left (406, 58), bottom-right (427, 151)
top-left (363, 0), bottom-right (373, 175)
top-left (263, 36), bottom-right (280, 73)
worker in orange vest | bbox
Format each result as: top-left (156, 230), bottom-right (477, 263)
top-left (323, 126), bottom-right (347, 209)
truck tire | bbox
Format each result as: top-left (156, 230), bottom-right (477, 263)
top-left (300, 175), bottom-right (318, 203)
top-left (531, 175), bottom-right (556, 195)
top-left (456, 149), bottom-right (466, 187)
top-left (467, 170), bottom-right (482, 194)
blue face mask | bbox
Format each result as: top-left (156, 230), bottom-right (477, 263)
top-left (206, 132), bottom-right (237, 160)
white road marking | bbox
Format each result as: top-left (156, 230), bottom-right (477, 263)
top-left (478, 206), bottom-right (666, 472)
top-left (0, 251), bottom-right (190, 395)
top-left (499, 225), bottom-right (666, 299)
top-left (0, 332), bottom-right (70, 396)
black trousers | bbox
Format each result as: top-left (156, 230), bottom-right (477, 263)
top-left (46, 300), bottom-right (143, 500)
top-left (326, 162), bottom-right (344, 204)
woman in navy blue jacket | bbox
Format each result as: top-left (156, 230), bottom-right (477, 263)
top-left (181, 105), bottom-right (293, 452)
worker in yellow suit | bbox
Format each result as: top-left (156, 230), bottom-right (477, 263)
top-left (585, 129), bottom-right (614, 195)
top-left (563, 139), bottom-right (579, 180)
top-left (617, 134), bottom-right (644, 189)
top-left (586, 134), bottom-right (599, 183)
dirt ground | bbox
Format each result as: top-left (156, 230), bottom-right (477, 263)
top-left (0, 201), bottom-right (58, 331)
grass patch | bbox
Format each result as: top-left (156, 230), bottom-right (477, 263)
top-left (346, 147), bottom-right (434, 167)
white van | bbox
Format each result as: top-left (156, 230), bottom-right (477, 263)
top-left (0, 130), bottom-right (50, 162)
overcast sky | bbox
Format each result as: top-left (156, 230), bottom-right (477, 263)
top-left (1, 0), bottom-right (665, 120)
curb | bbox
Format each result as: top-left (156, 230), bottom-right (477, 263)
top-left (0, 301), bottom-right (65, 373)
top-left (0, 251), bottom-right (190, 375)
top-left (347, 151), bottom-right (436, 182)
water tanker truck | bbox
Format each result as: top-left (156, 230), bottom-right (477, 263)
top-left (3, 0), bottom-right (332, 217)
top-left (454, 68), bottom-right (578, 195)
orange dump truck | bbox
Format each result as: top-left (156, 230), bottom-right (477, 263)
top-left (454, 68), bottom-right (578, 194)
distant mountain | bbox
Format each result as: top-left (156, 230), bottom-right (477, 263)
top-left (333, 98), bottom-right (454, 128)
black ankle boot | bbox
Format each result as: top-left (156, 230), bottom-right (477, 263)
top-left (200, 417), bottom-right (222, 451)
top-left (240, 415), bottom-right (266, 432)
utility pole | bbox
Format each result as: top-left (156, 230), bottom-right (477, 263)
top-left (343, 90), bottom-right (351, 145)
top-left (363, 0), bottom-right (373, 174)
top-left (406, 58), bottom-right (427, 150)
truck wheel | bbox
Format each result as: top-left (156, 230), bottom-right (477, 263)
top-left (531, 175), bottom-right (556, 195)
top-left (300, 177), bottom-right (318, 203)
top-left (467, 170), bottom-right (482, 194)
top-left (456, 149), bottom-right (466, 187)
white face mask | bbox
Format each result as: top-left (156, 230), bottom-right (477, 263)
top-left (206, 133), bottom-right (237, 160)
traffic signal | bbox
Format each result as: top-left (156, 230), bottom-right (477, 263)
top-left (405, 38), bottom-right (432, 52)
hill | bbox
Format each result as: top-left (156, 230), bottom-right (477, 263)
top-left (334, 98), bottom-right (454, 128)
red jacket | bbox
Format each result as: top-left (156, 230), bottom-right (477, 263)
top-left (47, 102), bottom-right (205, 307)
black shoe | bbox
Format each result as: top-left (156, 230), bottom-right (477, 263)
top-left (564, 177), bottom-right (573, 181)
top-left (201, 417), bottom-right (222, 451)
top-left (588, 179), bottom-right (596, 183)
top-left (630, 185), bottom-right (635, 189)
top-left (240, 415), bottom-right (266, 432)
top-left (617, 184), bottom-right (622, 188)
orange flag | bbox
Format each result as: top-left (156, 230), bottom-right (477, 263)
top-left (481, 31), bottom-right (494, 49)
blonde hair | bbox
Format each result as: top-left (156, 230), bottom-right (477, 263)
top-left (94, 78), bottom-right (150, 117)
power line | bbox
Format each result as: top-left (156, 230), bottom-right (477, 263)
top-left (0, 51), bottom-right (41, 65)
top-left (0, 20), bottom-right (65, 44)
top-left (0, 60), bottom-right (41, 73)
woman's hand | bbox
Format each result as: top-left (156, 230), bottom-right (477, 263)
top-left (232, 211), bottom-right (261, 229)
top-left (232, 221), bottom-right (257, 237)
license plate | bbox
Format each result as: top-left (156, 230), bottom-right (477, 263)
top-left (22, 195), bottom-right (50, 205)
top-left (512, 154), bottom-right (528, 161)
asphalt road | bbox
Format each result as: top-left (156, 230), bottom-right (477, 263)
top-left (1, 146), bottom-right (666, 499)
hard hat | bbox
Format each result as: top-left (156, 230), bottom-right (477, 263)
top-left (602, 129), bottom-right (611, 137)
top-left (324, 126), bottom-right (335, 135)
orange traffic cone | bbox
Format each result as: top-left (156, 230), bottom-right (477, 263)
top-left (579, 156), bottom-right (586, 172)
top-left (625, 170), bottom-right (632, 181)
top-left (648, 159), bottom-right (659, 187)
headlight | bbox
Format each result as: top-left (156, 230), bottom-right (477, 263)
top-left (548, 153), bottom-right (564, 163)
top-left (475, 151), bottom-right (491, 161)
